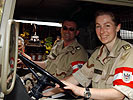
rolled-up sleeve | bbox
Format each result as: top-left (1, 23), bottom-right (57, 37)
top-left (112, 48), bottom-right (133, 99)
top-left (113, 85), bottom-right (133, 99)
top-left (73, 62), bottom-right (94, 87)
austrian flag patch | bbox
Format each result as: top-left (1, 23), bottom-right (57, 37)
top-left (113, 67), bottom-right (133, 88)
top-left (71, 61), bottom-right (85, 73)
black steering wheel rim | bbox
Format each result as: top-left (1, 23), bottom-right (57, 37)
top-left (18, 53), bottom-right (65, 88)
top-left (18, 54), bottom-right (78, 99)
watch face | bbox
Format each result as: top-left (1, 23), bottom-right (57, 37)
top-left (84, 88), bottom-right (91, 99)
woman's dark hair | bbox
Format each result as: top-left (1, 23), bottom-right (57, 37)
top-left (95, 10), bottom-right (121, 38)
top-left (95, 10), bottom-right (120, 26)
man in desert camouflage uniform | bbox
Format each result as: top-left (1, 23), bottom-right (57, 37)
top-left (35, 19), bottom-right (88, 79)
top-left (46, 39), bottom-right (88, 79)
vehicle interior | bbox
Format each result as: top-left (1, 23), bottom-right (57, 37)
top-left (14, 0), bottom-right (133, 51)
top-left (0, 0), bottom-right (133, 100)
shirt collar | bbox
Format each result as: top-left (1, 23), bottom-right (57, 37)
top-left (110, 38), bottom-right (122, 57)
top-left (59, 39), bottom-right (78, 52)
top-left (97, 38), bottom-right (122, 64)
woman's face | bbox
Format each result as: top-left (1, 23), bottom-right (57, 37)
top-left (95, 14), bottom-right (120, 45)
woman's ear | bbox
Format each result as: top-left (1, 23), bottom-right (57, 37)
top-left (116, 24), bottom-right (121, 32)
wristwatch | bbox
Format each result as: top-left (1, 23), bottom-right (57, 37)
top-left (84, 88), bottom-right (91, 99)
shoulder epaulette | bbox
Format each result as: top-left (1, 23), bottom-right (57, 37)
top-left (69, 46), bottom-right (81, 55)
top-left (75, 46), bottom-right (81, 50)
top-left (122, 44), bottom-right (131, 51)
top-left (53, 40), bottom-right (62, 46)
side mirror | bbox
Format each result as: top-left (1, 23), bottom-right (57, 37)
top-left (0, 20), bottom-right (19, 94)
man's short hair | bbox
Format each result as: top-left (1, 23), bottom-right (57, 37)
top-left (62, 18), bottom-right (79, 29)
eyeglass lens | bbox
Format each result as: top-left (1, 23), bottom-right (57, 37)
top-left (63, 26), bottom-right (76, 32)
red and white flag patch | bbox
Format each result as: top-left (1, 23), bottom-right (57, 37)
top-left (113, 67), bottom-right (133, 88)
top-left (71, 61), bottom-right (85, 73)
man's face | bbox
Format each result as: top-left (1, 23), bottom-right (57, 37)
top-left (18, 40), bottom-right (24, 54)
top-left (61, 21), bottom-right (79, 43)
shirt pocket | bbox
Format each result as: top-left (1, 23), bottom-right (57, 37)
top-left (56, 65), bottom-right (70, 78)
top-left (105, 75), bottom-right (114, 88)
top-left (92, 74), bottom-right (102, 88)
top-left (46, 63), bottom-right (57, 75)
top-left (92, 74), bottom-right (102, 83)
top-left (106, 76), bottom-right (114, 84)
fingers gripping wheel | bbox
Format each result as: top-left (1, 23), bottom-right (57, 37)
top-left (18, 54), bottom-right (78, 99)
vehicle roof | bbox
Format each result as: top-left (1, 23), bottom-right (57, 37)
top-left (14, 0), bottom-right (133, 27)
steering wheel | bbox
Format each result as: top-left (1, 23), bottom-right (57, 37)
top-left (18, 54), bottom-right (78, 99)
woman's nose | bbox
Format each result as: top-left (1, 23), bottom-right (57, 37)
top-left (100, 27), bottom-right (105, 34)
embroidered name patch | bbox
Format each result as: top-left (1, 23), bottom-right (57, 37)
top-left (113, 67), bottom-right (133, 88)
top-left (94, 69), bottom-right (102, 75)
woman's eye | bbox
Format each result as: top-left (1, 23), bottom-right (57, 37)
top-left (106, 24), bottom-right (111, 27)
top-left (96, 25), bottom-right (100, 28)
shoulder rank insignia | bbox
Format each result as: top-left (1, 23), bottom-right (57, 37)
top-left (48, 53), bottom-right (57, 60)
top-left (75, 46), bottom-right (81, 50)
top-left (122, 44), bottom-right (131, 50)
top-left (70, 46), bottom-right (81, 55)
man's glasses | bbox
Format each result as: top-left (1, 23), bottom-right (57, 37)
top-left (62, 26), bottom-right (76, 32)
